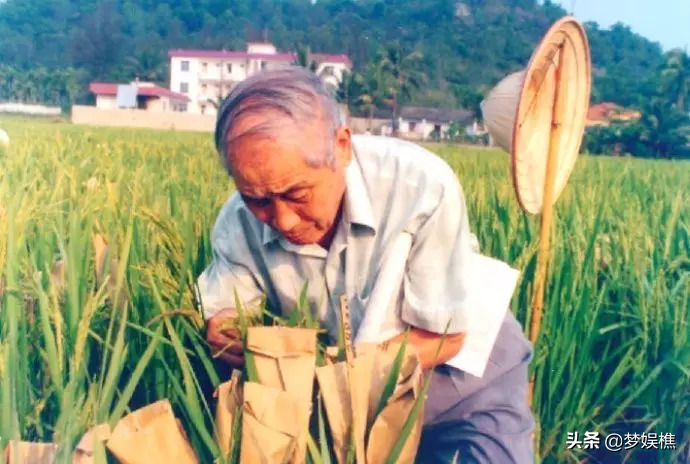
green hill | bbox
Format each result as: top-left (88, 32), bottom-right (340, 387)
top-left (0, 0), bottom-right (667, 108)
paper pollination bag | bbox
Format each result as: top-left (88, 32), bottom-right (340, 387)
top-left (365, 348), bottom-right (424, 464)
top-left (214, 370), bottom-right (243, 459)
top-left (240, 382), bottom-right (309, 464)
top-left (72, 423), bottom-right (112, 464)
top-left (316, 343), bottom-right (425, 464)
top-left (242, 326), bottom-right (318, 464)
top-left (315, 353), bottom-right (376, 464)
top-left (4, 441), bottom-right (58, 464)
top-left (105, 400), bottom-right (199, 464)
top-left (245, 326), bottom-right (318, 402)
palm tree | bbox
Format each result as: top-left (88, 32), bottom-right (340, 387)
top-left (359, 64), bottom-right (393, 131)
top-left (376, 42), bottom-right (426, 135)
top-left (124, 48), bottom-right (167, 83)
top-left (294, 44), bottom-right (319, 73)
top-left (0, 66), bottom-right (15, 101)
top-left (661, 49), bottom-right (690, 113)
top-left (638, 97), bottom-right (690, 158)
top-left (335, 70), bottom-right (364, 110)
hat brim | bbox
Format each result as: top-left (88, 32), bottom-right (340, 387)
top-left (511, 16), bottom-right (592, 215)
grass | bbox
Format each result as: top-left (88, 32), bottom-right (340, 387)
top-left (0, 115), bottom-right (688, 463)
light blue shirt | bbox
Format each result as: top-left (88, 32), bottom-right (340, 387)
top-left (197, 135), bottom-right (519, 377)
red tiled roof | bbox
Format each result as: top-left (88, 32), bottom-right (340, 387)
top-left (167, 49), bottom-right (352, 65)
top-left (587, 102), bottom-right (620, 121)
top-left (89, 82), bottom-right (190, 102)
top-left (89, 82), bottom-right (119, 95)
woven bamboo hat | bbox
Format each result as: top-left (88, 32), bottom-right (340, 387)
top-left (481, 17), bottom-right (591, 215)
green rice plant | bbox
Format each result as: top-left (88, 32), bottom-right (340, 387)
top-left (372, 330), bottom-right (409, 426)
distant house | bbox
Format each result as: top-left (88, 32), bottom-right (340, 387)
top-left (168, 42), bottom-right (352, 115)
top-left (586, 102), bottom-right (641, 127)
top-left (89, 81), bottom-right (190, 112)
top-left (381, 106), bottom-right (475, 140)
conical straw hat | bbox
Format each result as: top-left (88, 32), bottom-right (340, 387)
top-left (481, 17), bottom-right (591, 215)
top-left (481, 71), bottom-right (526, 154)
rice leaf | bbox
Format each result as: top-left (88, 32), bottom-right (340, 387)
top-left (233, 288), bottom-right (259, 383)
top-left (385, 322), bottom-right (451, 464)
top-left (373, 329), bottom-right (409, 424)
top-left (306, 432), bottom-right (323, 464)
top-left (228, 404), bottom-right (242, 464)
top-left (317, 393), bottom-right (332, 464)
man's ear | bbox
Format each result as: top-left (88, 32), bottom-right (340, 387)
top-left (334, 126), bottom-right (352, 168)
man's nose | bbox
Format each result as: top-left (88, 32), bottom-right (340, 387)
top-left (271, 199), bottom-right (300, 232)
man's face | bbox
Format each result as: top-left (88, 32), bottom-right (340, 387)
top-left (228, 113), bottom-right (352, 247)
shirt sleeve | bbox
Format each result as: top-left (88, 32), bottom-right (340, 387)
top-left (196, 206), bottom-right (265, 320)
top-left (400, 172), bottom-right (487, 334)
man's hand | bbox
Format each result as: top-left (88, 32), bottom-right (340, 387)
top-left (388, 328), bottom-right (465, 370)
top-left (206, 308), bottom-right (245, 368)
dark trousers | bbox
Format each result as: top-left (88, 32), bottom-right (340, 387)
top-left (417, 311), bottom-right (535, 464)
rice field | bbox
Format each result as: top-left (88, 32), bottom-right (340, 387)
top-left (0, 116), bottom-right (688, 463)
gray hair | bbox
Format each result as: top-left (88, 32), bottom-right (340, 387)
top-left (214, 66), bottom-right (347, 176)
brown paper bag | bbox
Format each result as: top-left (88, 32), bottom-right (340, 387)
top-left (245, 326), bottom-right (317, 402)
top-left (315, 354), bottom-right (376, 464)
top-left (105, 400), bottom-right (199, 464)
top-left (214, 369), bottom-right (243, 458)
top-left (240, 382), bottom-right (308, 464)
top-left (365, 349), bottom-right (424, 464)
top-left (245, 326), bottom-right (317, 463)
top-left (4, 441), bottom-right (58, 464)
top-left (72, 423), bottom-right (111, 464)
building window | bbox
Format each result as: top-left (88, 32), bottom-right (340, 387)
top-left (261, 61), bottom-right (267, 70)
top-left (322, 65), bottom-right (335, 76)
top-left (226, 63), bottom-right (233, 73)
top-left (179, 103), bottom-right (187, 112)
top-left (180, 82), bottom-right (189, 93)
top-left (202, 62), bottom-right (208, 71)
top-left (201, 83), bottom-right (208, 92)
top-left (181, 60), bottom-right (190, 71)
top-left (409, 121), bottom-right (417, 131)
top-left (200, 104), bottom-right (206, 114)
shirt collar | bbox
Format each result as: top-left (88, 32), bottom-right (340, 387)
top-left (262, 221), bottom-right (280, 246)
top-left (261, 145), bottom-right (377, 247)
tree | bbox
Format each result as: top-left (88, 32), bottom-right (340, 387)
top-left (123, 46), bottom-right (168, 84)
top-left (376, 42), bottom-right (426, 135)
top-left (661, 49), bottom-right (690, 113)
top-left (452, 85), bottom-right (486, 120)
top-left (358, 64), bottom-right (391, 130)
top-left (293, 43), bottom-right (319, 73)
top-left (335, 70), bottom-right (365, 110)
top-left (70, 0), bottom-right (124, 79)
top-left (637, 97), bottom-right (690, 159)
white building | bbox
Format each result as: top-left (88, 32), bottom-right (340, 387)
top-left (168, 42), bottom-right (352, 115)
top-left (380, 107), bottom-right (475, 141)
top-left (89, 81), bottom-right (190, 112)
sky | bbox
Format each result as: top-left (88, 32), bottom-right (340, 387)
top-left (552, 0), bottom-right (690, 51)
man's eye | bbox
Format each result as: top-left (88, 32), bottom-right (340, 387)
top-left (286, 189), bottom-right (311, 202)
top-left (242, 195), bottom-right (270, 207)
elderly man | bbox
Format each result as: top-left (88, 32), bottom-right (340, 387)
top-left (198, 67), bottom-right (534, 463)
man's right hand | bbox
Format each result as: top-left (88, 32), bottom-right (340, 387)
top-left (205, 308), bottom-right (245, 368)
